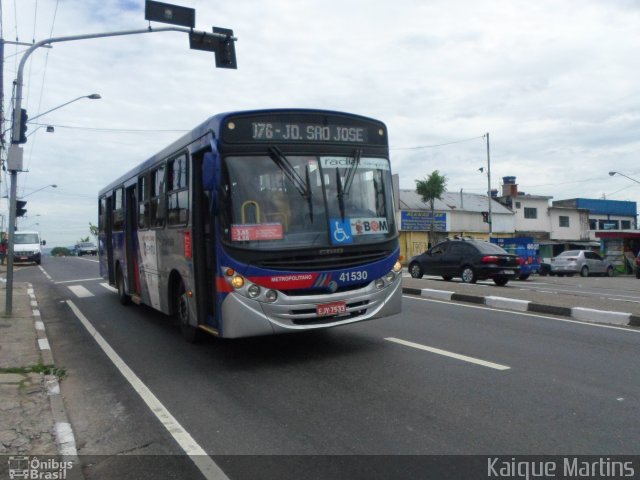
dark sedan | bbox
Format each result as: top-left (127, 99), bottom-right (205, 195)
top-left (408, 238), bottom-right (520, 286)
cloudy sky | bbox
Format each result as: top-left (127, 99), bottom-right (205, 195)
top-left (2, 0), bottom-right (639, 246)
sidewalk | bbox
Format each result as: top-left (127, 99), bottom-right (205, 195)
top-left (0, 264), bottom-right (80, 478)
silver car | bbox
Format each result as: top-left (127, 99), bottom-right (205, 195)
top-left (550, 250), bottom-right (613, 277)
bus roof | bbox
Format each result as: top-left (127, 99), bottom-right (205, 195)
top-left (98, 108), bottom-right (385, 196)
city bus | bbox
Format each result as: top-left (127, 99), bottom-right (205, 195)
top-left (98, 109), bottom-right (402, 341)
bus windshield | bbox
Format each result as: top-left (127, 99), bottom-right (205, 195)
top-left (221, 154), bottom-right (395, 249)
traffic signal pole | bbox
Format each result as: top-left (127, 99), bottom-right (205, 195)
top-left (5, 26), bottom-right (236, 315)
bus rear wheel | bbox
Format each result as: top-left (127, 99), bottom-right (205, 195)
top-left (117, 266), bottom-right (131, 305)
top-left (174, 279), bottom-right (200, 343)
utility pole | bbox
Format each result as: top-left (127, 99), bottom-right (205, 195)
top-left (5, 3), bottom-right (237, 314)
top-left (485, 132), bottom-right (492, 238)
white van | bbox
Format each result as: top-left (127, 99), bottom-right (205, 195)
top-left (13, 230), bottom-right (45, 265)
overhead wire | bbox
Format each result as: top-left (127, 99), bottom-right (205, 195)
top-left (391, 135), bottom-right (484, 150)
top-left (23, 0), bottom-right (61, 192)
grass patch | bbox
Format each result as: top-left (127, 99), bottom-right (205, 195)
top-left (0, 362), bottom-right (67, 378)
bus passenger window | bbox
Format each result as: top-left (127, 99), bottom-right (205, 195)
top-left (99, 197), bottom-right (107, 232)
top-left (150, 166), bottom-right (166, 228)
top-left (138, 175), bottom-right (149, 229)
top-left (112, 187), bottom-right (124, 231)
top-left (167, 155), bottom-right (189, 225)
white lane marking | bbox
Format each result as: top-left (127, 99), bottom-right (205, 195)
top-left (403, 295), bottom-right (640, 334)
top-left (55, 277), bottom-right (103, 285)
top-left (65, 300), bottom-right (229, 480)
top-left (385, 337), bottom-right (511, 371)
top-left (38, 265), bottom-right (53, 282)
top-left (100, 282), bottom-right (118, 293)
top-left (38, 338), bottom-right (51, 350)
top-left (68, 285), bottom-right (95, 298)
top-left (76, 257), bottom-right (100, 263)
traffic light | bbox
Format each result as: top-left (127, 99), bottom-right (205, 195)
top-left (18, 109), bottom-right (28, 144)
top-left (212, 27), bottom-right (237, 69)
top-left (16, 200), bottom-right (27, 218)
top-left (11, 109), bottom-right (28, 144)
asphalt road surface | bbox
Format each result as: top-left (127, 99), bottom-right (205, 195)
top-left (14, 257), bottom-right (640, 479)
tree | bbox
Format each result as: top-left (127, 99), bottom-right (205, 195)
top-left (51, 247), bottom-right (72, 257)
top-left (415, 170), bottom-right (447, 248)
top-left (89, 222), bottom-right (98, 239)
top-left (79, 236), bottom-right (90, 243)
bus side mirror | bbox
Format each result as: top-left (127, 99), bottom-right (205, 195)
top-left (41, 240), bottom-right (46, 246)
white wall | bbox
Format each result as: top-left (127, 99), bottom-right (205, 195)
top-left (549, 209), bottom-right (588, 240)
top-left (512, 197), bottom-right (551, 232)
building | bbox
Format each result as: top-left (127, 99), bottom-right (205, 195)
top-left (495, 177), bottom-right (597, 260)
top-left (551, 198), bottom-right (638, 239)
top-left (396, 182), bottom-right (515, 261)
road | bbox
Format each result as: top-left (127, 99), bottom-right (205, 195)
top-left (15, 257), bottom-right (640, 479)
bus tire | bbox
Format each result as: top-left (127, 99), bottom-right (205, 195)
top-left (174, 278), bottom-right (200, 343)
top-left (116, 266), bottom-right (131, 306)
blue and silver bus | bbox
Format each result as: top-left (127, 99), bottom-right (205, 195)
top-left (98, 109), bottom-right (402, 341)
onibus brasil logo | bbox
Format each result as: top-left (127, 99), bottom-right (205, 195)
top-left (7, 456), bottom-right (73, 479)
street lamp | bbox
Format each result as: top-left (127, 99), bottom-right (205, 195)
top-left (21, 184), bottom-right (58, 198)
top-left (609, 171), bottom-right (640, 185)
top-left (26, 125), bottom-right (55, 138)
top-left (5, 95), bottom-right (100, 315)
top-left (28, 94), bottom-right (101, 122)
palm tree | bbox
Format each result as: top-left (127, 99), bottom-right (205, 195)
top-left (415, 170), bottom-right (447, 248)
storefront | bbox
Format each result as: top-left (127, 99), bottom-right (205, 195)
top-left (595, 231), bottom-right (640, 274)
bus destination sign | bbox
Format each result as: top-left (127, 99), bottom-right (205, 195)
top-left (222, 114), bottom-right (387, 146)
top-left (251, 122), bottom-right (368, 143)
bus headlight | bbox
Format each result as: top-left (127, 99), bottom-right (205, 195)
top-left (385, 272), bottom-right (396, 283)
top-left (265, 290), bottom-right (278, 302)
top-left (375, 279), bottom-right (385, 289)
top-left (393, 261), bottom-right (402, 273)
top-left (231, 275), bottom-right (245, 289)
top-left (248, 284), bottom-right (261, 298)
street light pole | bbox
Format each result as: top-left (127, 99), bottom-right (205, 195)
top-left (6, 20), bottom-right (237, 315)
top-left (609, 171), bottom-right (640, 185)
top-left (21, 184), bottom-right (58, 198)
top-left (28, 94), bottom-right (100, 122)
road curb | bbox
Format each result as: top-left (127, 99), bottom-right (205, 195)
top-left (29, 284), bottom-right (84, 479)
top-left (402, 286), bottom-right (639, 327)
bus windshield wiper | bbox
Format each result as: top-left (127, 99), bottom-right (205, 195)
top-left (336, 149), bottom-right (361, 220)
top-left (267, 146), bottom-right (313, 221)
top-left (343, 149), bottom-right (361, 196)
top-left (336, 169), bottom-right (345, 221)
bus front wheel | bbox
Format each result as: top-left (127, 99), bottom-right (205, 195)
top-left (174, 279), bottom-right (200, 343)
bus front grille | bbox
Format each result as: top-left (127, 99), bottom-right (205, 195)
top-left (257, 250), bottom-right (390, 271)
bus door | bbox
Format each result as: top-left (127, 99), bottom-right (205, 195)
top-left (125, 185), bottom-right (140, 296)
top-left (105, 194), bottom-right (115, 284)
top-left (193, 152), bottom-right (216, 326)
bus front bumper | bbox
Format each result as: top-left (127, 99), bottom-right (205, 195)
top-left (219, 275), bottom-right (402, 338)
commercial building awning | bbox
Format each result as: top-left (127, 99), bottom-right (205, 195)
top-left (596, 230), bottom-right (640, 239)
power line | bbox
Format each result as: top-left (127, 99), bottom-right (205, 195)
top-left (391, 135), bottom-right (484, 151)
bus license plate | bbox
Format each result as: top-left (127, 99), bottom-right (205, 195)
top-left (502, 270), bottom-right (515, 275)
top-left (316, 301), bottom-right (346, 317)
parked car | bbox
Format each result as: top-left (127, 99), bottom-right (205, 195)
top-left (539, 259), bottom-right (553, 276)
top-left (408, 238), bottom-right (520, 286)
top-left (550, 250), bottom-right (613, 277)
top-left (75, 242), bottom-right (98, 256)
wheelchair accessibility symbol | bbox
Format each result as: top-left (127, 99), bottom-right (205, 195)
top-left (330, 219), bottom-right (353, 245)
